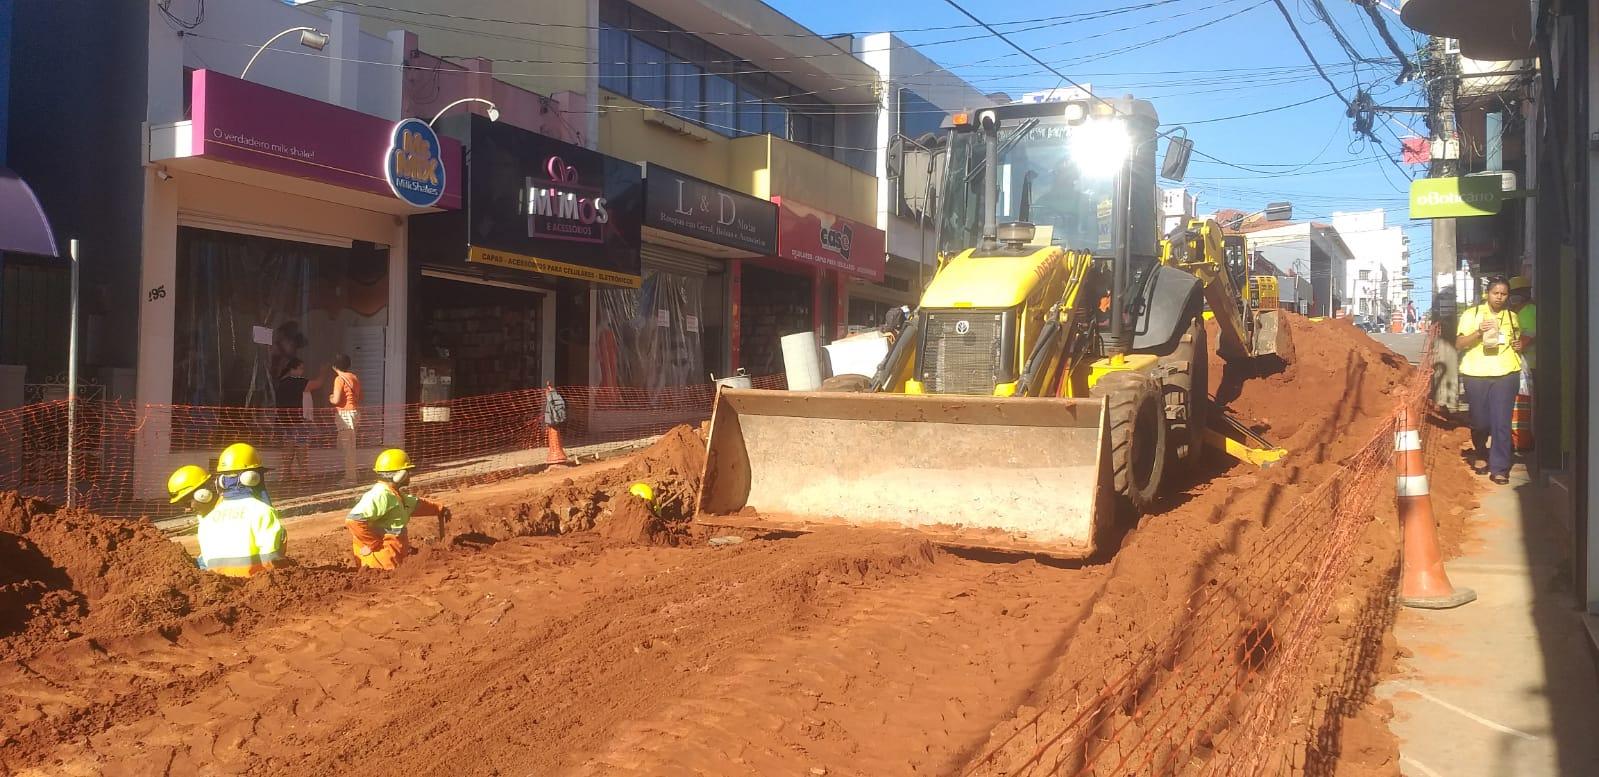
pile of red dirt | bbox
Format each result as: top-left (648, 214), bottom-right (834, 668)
top-left (445, 425), bottom-right (706, 547)
top-left (969, 315), bottom-right (1478, 775)
top-left (0, 492), bottom-right (237, 661)
top-left (1210, 313), bottom-right (1416, 465)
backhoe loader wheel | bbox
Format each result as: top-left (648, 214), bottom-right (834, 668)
top-left (1159, 319), bottom-right (1208, 473)
top-left (1091, 372), bottom-right (1168, 515)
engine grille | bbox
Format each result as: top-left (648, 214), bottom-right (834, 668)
top-left (921, 311), bottom-right (1004, 395)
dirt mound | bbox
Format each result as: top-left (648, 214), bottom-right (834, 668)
top-left (447, 425), bottom-right (707, 546)
top-left (599, 493), bottom-right (678, 545)
top-left (1212, 312), bottom-right (1414, 462)
top-left (0, 494), bottom-right (238, 661)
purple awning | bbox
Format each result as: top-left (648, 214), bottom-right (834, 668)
top-left (0, 166), bottom-right (58, 256)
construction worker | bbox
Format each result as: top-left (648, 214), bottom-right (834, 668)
top-left (629, 482), bottom-right (658, 515)
top-left (1509, 276), bottom-right (1537, 371)
top-left (1509, 276), bottom-right (1537, 451)
top-left (197, 443), bottom-right (287, 576)
top-left (215, 441), bottom-right (273, 505)
top-left (347, 448), bottom-right (442, 569)
top-left (166, 465), bottom-right (217, 517)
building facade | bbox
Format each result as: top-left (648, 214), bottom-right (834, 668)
top-left (592, 0), bottom-right (887, 384)
top-left (1398, 0), bottom-right (1598, 635)
top-left (845, 32), bottom-right (993, 329)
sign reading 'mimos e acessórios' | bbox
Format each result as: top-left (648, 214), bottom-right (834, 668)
top-left (466, 115), bottom-right (643, 287)
top-left (1408, 176), bottom-right (1502, 219)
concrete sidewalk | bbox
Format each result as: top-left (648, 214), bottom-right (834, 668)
top-left (1377, 467), bottom-right (1599, 777)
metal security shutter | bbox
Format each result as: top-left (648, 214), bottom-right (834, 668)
top-left (177, 212), bottom-right (355, 248)
top-left (641, 244), bottom-right (717, 276)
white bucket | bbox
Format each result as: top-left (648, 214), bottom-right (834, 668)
top-left (713, 371), bottom-right (753, 391)
top-left (780, 331), bottom-right (823, 391)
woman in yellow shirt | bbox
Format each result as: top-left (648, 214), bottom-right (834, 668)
top-left (1455, 277), bottom-right (1524, 484)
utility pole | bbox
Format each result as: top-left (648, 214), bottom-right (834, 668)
top-left (1427, 37), bottom-right (1462, 409)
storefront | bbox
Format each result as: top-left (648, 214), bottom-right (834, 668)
top-left (626, 165), bottom-right (776, 388)
top-left (137, 69), bottom-right (462, 496)
top-left (734, 197), bottom-right (885, 374)
top-left (410, 114), bottom-right (643, 402)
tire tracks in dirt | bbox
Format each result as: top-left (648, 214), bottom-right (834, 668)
top-left (3, 529), bottom-right (1110, 777)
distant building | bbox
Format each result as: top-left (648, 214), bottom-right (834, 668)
top-left (1331, 209), bottom-right (1409, 319)
top-left (1236, 222), bottom-right (1355, 318)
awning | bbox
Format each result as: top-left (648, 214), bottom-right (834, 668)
top-left (0, 166), bottom-right (59, 256)
top-left (1398, 0), bottom-right (1534, 61)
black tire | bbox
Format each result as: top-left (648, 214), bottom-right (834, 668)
top-left (1091, 371), bottom-right (1168, 515)
top-left (1158, 318), bottom-right (1208, 473)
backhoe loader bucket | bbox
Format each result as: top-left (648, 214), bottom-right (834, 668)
top-left (1253, 310), bottom-right (1281, 356)
top-left (696, 388), bottom-right (1111, 559)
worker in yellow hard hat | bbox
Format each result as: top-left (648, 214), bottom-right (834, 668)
top-left (215, 441), bottom-right (273, 505)
top-left (629, 482), bottom-right (659, 516)
top-left (196, 443), bottom-right (286, 577)
top-left (346, 448), bottom-right (444, 569)
top-left (167, 465), bottom-right (218, 517)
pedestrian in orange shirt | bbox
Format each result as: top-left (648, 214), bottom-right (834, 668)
top-left (330, 353), bottom-right (363, 483)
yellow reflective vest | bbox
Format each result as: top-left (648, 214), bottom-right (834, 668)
top-left (349, 482), bottom-right (420, 536)
top-left (197, 494), bottom-right (286, 577)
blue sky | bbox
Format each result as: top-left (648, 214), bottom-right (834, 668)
top-left (772, 0), bottom-right (1435, 307)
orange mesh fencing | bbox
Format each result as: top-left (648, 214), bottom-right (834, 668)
top-left (0, 374), bottom-right (785, 520)
top-left (964, 337), bottom-right (1440, 776)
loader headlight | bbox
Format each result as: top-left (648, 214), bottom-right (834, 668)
top-left (1070, 119), bottom-right (1129, 178)
top-left (1063, 101), bottom-right (1089, 124)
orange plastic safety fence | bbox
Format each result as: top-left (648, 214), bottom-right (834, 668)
top-left (0, 374), bottom-right (785, 520)
top-left (965, 336), bottom-right (1440, 777)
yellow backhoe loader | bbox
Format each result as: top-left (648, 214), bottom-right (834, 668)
top-left (698, 97), bottom-right (1288, 558)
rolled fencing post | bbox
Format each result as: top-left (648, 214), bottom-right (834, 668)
top-left (1394, 402), bottom-right (1476, 609)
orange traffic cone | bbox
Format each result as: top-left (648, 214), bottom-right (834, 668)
top-left (545, 424), bottom-right (571, 468)
top-left (1395, 404), bottom-right (1476, 609)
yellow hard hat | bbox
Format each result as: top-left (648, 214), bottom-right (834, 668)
top-left (373, 448), bottom-right (414, 473)
top-left (215, 442), bottom-right (263, 474)
top-left (1509, 275), bottom-right (1531, 291)
top-left (167, 465), bottom-right (211, 504)
top-left (628, 482), bottom-right (655, 503)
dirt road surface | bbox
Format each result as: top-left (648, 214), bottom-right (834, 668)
top-left (0, 315), bottom-right (1475, 776)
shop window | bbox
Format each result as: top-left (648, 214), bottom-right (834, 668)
top-left (172, 228), bottom-right (388, 411)
top-left (667, 57), bottom-right (703, 123)
top-left (599, 25), bottom-right (629, 95)
top-left (629, 37), bottom-right (667, 108)
top-left (766, 103), bottom-right (789, 141)
top-left (704, 74), bottom-right (736, 134)
top-left (595, 270), bottom-right (705, 403)
top-left (736, 88), bottom-right (764, 136)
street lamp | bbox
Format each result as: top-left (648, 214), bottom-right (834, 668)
top-left (1226, 201), bottom-right (1293, 230)
top-left (240, 27), bottom-right (330, 80)
top-left (430, 97), bottom-right (501, 126)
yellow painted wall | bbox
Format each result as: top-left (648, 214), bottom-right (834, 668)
top-left (353, 1), bottom-right (591, 100)
top-left (762, 136), bottom-right (877, 224)
top-left (599, 93), bottom-right (879, 226)
top-left (598, 91), bottom-right (731, 186)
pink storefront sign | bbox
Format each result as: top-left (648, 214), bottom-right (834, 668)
top-left (772, 196), bottom-right (886, 282)
top-left (189, 69), bottom-right (462, 210)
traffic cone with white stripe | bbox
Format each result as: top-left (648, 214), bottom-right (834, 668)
top-left (545, 424), bottom-right (571, 468)
top-left (1395, 403), bottom-right (1476, 609)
